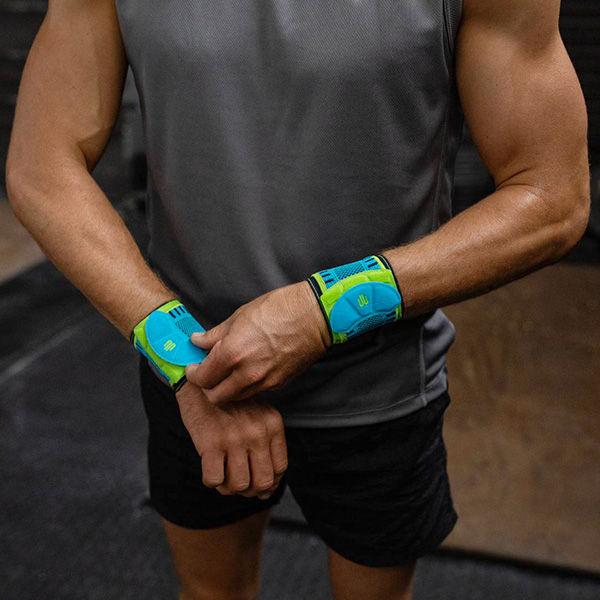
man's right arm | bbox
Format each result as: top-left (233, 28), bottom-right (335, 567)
top-left (5, 0), bottom-right (174, 338)
top-left (5, 0), bottom-right (288, 500)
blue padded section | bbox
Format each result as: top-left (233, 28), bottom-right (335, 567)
top-left (145, 308), bottom-right (208, 366)
top-left (329, 282), bottom-right (401, 335)
top-left (318, 255), bottom-right (380, 289)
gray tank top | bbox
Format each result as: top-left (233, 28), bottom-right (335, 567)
top-left (116, 0), bottom-right (464, 427)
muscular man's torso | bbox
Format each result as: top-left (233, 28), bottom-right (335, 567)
top-left (116, 0), bottom-right (464, 427)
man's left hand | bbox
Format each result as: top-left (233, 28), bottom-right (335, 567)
top-left (185, 281), bottom-right (332, 404)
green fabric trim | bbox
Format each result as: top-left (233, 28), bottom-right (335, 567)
top-left (307, 255), bottom-right (402, 344)
top-left (131, 298), bottom-right (187, 389)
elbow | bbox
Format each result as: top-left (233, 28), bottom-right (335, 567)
top-left (6, 149), bottom-right (54, 220)
top-left (5, 150), bottom-right (31, 216)
top-left (6, 139), bottom-right (88, 217)
top-left (553, 182), bottom-right (591, 259)
top-left (5, 172), bottom-right (26, 223)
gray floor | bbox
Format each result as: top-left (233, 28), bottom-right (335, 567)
top-left (2, 259), bottom-right (600, 599)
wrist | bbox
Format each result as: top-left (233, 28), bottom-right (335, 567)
top-left (173, 375), bottom-right (189, 394)
top-left (174, 377), bottom-right (193, 402)
top-left (306, 254), bottom-right (403, 344)
top-left (126, 292), bottom-right (177, 341)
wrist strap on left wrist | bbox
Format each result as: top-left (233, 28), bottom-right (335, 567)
top-left (307, 254), bottom-right (403, 345)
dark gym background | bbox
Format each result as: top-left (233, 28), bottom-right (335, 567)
top-left (1, 1), bottom-right (599, 599)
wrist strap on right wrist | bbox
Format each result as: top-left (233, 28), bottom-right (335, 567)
top-left (131, 299), bottom-right (206, 390)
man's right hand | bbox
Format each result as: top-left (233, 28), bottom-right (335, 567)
top-left (175, 382), bottom-right (288, 500)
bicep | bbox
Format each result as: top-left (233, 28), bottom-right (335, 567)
top-left (7, 0), bottom-right (128, 180)
top-left (455, 0), bottom-right (589, 199)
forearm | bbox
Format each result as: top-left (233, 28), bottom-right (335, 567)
top-left (381, 183), bottom-right (588, 319)
top-left (7, 160), bottom-right (174, 339)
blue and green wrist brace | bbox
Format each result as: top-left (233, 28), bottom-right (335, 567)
top-left (307, 254), bottom-right (403, 345)
top-left (130, 299), bottom-right (208, 392)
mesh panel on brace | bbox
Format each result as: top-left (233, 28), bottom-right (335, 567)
top-left (331, 262), bottom-right (366, 281)
top-left (348, 313), bottom-right (387, 337)
top-left (174, 315), bottom-right (197, 336)
top-left (321, 257), bottom-right (380, 289)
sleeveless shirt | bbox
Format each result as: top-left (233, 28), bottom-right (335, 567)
top-left (116, 0), bottom-right (464, 427)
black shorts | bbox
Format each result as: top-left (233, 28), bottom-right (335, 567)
top-left (139, 355), bottom-right (457, 567)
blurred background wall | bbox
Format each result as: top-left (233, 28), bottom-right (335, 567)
top-left (0, 0), bottom-right (598, 578)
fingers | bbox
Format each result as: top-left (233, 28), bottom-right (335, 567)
top-left (201, 369), bottom-right (264, 405)
top-left (209, 422), bottom-right (288, 500)
top-left (200, 450), bottom-right (226, 490)
top-left (241, 447), bottom-right (275, 499)
top-left (187, 341), bottom-right (271, 404)
top-left (242, 417), bottom-right (288, 500)
top-left (216, 448), bottom-right (251, 496)
top-left (186, 339), bottom-right (233, 391)
top-left (190, 321), bottom-right (227, 350)
top-left (270, 428), bottom-right (289, 482)
top-left (258, 428), bottom-right (289, 499)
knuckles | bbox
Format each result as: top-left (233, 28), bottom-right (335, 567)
top-left (243, 423), bottom-right (269, 447)
top-left (224, 342), bottom-right (244, 367)
top-left (264, 377), bottom-right (284, 391)
top-left (203, 424), bottom-right (271, 453)
top-left (199, 432), bottom-right (231, 453)
top-left (263, 410), bottom-right (283, 432)
top-left (244, 366), bottom-right (266, 386)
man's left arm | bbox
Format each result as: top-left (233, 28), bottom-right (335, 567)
top-left (186, 0), bottom-right (590, 404)
top-left (380, 0), bottom-right (590, 318)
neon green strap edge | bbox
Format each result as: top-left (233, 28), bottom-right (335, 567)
top-left (307, 255), bottom-right (403, 345)
top-left (130, 299), bottom-right (187, 391)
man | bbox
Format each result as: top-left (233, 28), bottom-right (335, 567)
top-left (6, 0), bottom-right (589, 599)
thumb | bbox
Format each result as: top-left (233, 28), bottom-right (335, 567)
top-left (190, 322), bottom-right (226, 349)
